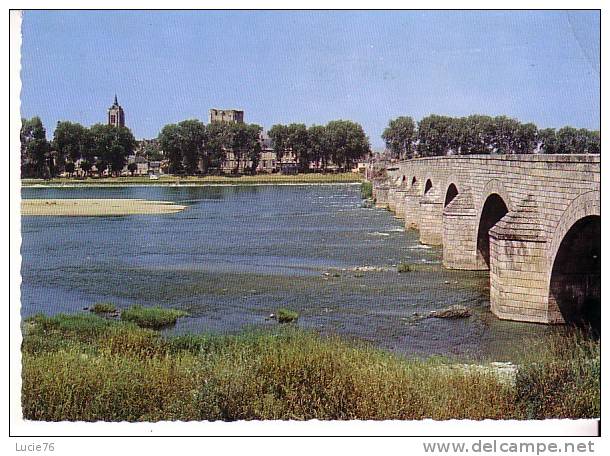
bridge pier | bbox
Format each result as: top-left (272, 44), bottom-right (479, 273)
top-left (387, 187), bottom-right (398, 212)
top-left (418, 183), bottom-right (443, 245)
top-left (419, 199), bottom-right (443, 245)
top-left (394, 188), bottom-right (408, 219)
top-left (442, 192), bottom-right (481, 270)
top-left (489, 234), bottom-right (551, 323)
top-left (403, 188), bottom-right (421, 229)
top-left (373, 184), bottom-right (389, 208)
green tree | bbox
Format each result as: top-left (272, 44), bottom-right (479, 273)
top-left (556, 126), bottom-right (581, 154)
top-left (514, 122), bottom-right (538, 154)
top-left (457, 115), bottom-right (494, 155)
top-left (89, 124), bottom-right (135, 176)
top-left (490, 116), bottom-right (521, 154)
top-left (246, 127), bottom-right (263, 174)
top-left (20, 117), bottom-right (51, 178)
top-left (585, 130), bottom-right (600, 154)
top-left (141, 140), bottom-right (163, 161)
top-left (416, 115), bottom-right (455, 156)
top-left (64, 162), bottom-right (75, 177)
top-left (127, 162), bottom-right (138, 176)
top-left (203, 121), bottom-right (230, 174)
top-left (268, 124), bottom-right (289, 169)
top-left (326, 120), bottom-right (370, 170)
top-left (307, 125), bottom-right (330, 170)
top-left (53, 121), bottom-right (93, 164)
top-left (286, 123), bottom-right (310, 172)
top-left (177, 119), bottom-right (206, 174)
top-left (95, 159), bottom-right (108, 176)
top-left (381, 116), bottom-right (416, 159)
top-left (538, 128), bottom-right (559, 154)
top-left (227, 123), bottom-right (262, 174)
top-left (79, 160), bottom-right (92, 176)
top-left (158, 124), bottom-right (184, 174)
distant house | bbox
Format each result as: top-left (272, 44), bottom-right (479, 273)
top-left (148, 161), bottom-right (162, 176)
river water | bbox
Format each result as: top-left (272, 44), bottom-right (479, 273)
top-left (21, 184), bottom-right (558, 362)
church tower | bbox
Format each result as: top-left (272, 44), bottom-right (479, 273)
top-left (107, 95), bottom-right (125, 128)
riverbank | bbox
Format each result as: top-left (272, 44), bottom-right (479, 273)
top-left (21, 312), bottom-right (599, 421)
top-left (21, 198), bottom-right (186, 216)
top-left (21, 172), bottom-right (364, 187)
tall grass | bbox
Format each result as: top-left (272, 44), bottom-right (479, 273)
top-left (514, 329), bottom-right (600, 419)
top-left (21, 313), bottom-right (599, 421)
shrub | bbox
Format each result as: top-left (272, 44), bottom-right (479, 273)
top-left (120, 305), bottom-right (188, 329)
top-left (25, 313), bottom-right (115, 339)
top-left (89, 302), bottom-right (117, 314)
top-left (360, 181), bottom-right (373, 199)
top-left (397, 262), bottom-right (412, 273)
top-left (277, 308), bottom-right (299, 323)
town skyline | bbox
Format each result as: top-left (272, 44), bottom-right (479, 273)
top-left (20, 10), bottom-right (600, 146)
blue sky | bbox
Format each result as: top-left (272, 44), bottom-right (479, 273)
top-left (20, 10), bottom-right (600, 147)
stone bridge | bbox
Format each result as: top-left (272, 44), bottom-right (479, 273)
top-left (371, 154), bottom-right (600, 327)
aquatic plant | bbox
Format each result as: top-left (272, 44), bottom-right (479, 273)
top-left (360, 181), bottom-right (373, 199)
top-left (397, 262), bottom-right (412, 273)
top-left (120, 305), bottom-right (188, 329)
top-left (276, 308), bottom-right (299, 323)
top-left (89, 302), bottom-right (117, 314)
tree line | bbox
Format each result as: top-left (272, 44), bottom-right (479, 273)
top-left (158, 119), bottom-right (263, 175)
top-left (21, 117), bottom-right (136, 178)
top-left (268, 120), bottom-right (370, 172)
top-left (159, 119), bottom-right (371, 174)
top-left (382, 115), bottom-right (600, 159)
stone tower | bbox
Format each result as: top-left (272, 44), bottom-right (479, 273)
top-left (209, 108), bottom-right (244, 124)
top-left (108, 95), bottom-right (125, 128)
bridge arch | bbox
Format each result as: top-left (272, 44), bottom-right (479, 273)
top-left (423, 178), bottom-right (433, 196)
top-left (547, 191), bottom-right (600, 331)
top-left (410, 176), bottom-right (420, 192)
top-left (476, 179), bottom-right (513, 214)
top-left (474, 181), bottom-right (512, 270)
top-left (444, 184), bottom-right (459, 207)
top-left (476, 194), bottom-right (509, 269)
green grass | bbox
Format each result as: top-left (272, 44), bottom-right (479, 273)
top-left (120, 305), bottom-right (188, 329)
top-left (397, 262), bottom-right (412, 273)
top-left (360, 181), bottom-right (373, 199)
top-left (396, 262), bottom-right (437, 273)
top-left (514, 330), bottom-right (600, 419)
top-left (20, 313), bottom-right (599, 421)
top-left (21, 172), bottom-right (363, 187)
top-left (276, 308), bottom-right (299, 323)
top-left (89, 302), bottom-right (117, 314)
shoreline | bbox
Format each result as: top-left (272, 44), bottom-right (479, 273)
top-left (21, 173), bottom-right (364, 188)
top-left (22, 182), bottom-right (362, 189)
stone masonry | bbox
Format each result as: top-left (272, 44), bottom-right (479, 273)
top-left (371, 154), bottom-right (600, 324)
